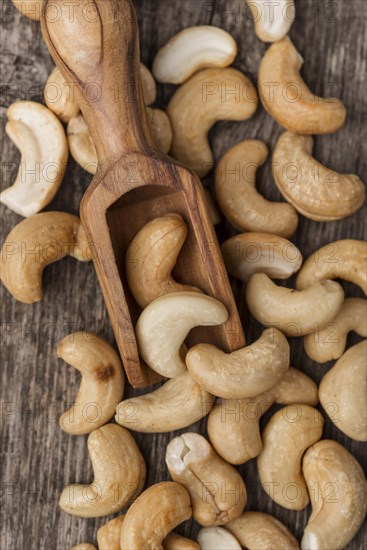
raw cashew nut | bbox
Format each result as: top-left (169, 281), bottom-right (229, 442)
top-left (197, 527), bottom-right (241, 549)
top-left (0, 212), bottom-right (92, 304)
top-left (273, 131), bottom-right (365, 221)
top-left (57, 332), bottom-right (125, 435)
top-left (12, 0), bottom-right (41, 19)
top-left (319, 340), bottom-right (367, 441)
top-left (246, 273), bottom-right (344, 336)
top-left (257, 404), bottom-right (324, 510)
top-left (226, 511), bottom-right (300, 549)
top-left (152, 26), bottom-right (237, 84)
top-left (140, 63), bottom-right (157, 105)
top-left (166, 433), bottom-right (247, 526)
top-left (301, 440), bottom-right (367, 550)
top-left (59, 424), bottom-right (146, 517)
top-left (168, 68), bottom-right (258, 177)
top-left (70, 545), bottom-right (96, 550)
top-left (296, 240), bottom-right (367, 295)
top-left (136, 291), bottom-right (228, 378)
top-left (115, 371), bottom-right (215, 433)
top-left (0, 101), bottom-right (68, 217)
top-left (247, 0), bottom-right (295, 43)
top-left (221, 232), bottom-right (302, 282)
top-left (215, 141), bottom-right (298, 238)
top-left (44, 67), bottom-right (80, 123)
top-left (146, 108), bottom-right (173, 154)
top-left (126, 214), bottom-right (200, 308)
top-left (207, 367), bottom-right (318, 465)
top-left (304, 298), bottom-right (367, 363)
top-left (186, 328), bottom-right (290, 399)
top-left (258, 38), bottom-right (346, 134)
top-left (120, 482), bottom-right (192, 549)
top-left (163, 533), bottom-right (199, 550)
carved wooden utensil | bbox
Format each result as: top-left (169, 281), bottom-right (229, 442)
top-left (41, 0), bottom-right (246, 387)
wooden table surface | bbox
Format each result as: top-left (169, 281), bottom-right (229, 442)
top-left (1, 0), bottom-right (366, 548)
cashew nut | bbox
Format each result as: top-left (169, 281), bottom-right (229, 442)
top-left (207, 367), bottom-right (318, 465)
top-left (304, 298), bottom-right (367, 363)
top-left (0, 212), bottom-right (92, 304)
top-left (140, 63), bottom-right (157, 105)
top-left (301, 440), bottom-right (367, 550)
top-left (0, 101), bottom-right (68, 217)
top-left (146, 107), bottom-right (173, 154)
top-left (247, 0), bottom-right (295, 42)
top-left (70, 545), bottom-right (96, 550)
top-left (258, 38), bottom-right (346, 134)
top-left (115, 371), bottom-right (215, 433)
top-left (215, 140), bottom-right (298, 238)
top-left (296, 240), bottom-right (367, 295)
top-left (59, 424), bottom-right (146, 517)
top-left (221, 232), bottom-right (302, 282)
top-left (136, 291), bottom-right (228, 378)
top-left (273, 131), bottom-right (365, 221)
top-left (197, 527), bottom-right (241, 550)
top-left (319, 340), bottom-right (367, 441)
top-left (97, 516), bottom-right (125, 550)
top-left (11, 0), bottom-right (41, 19)
top-left (164, 533), bottom-right (199, 550)
top-left (204, 189), bottom-right (222, 226)
top-left (57, 332), bottom-right (124, 435)
top-left (166, 433), bottom-right (247, 526)
top-left (168, 68), bottom-right (258, 177)
top-left (186, 327), bottom-right (290, 399)
top-left (246, 273), bottom-right (344, 336)
top-left (120, 482), bottom-right (192, 549)
top-left (257, 404), bottom-right (324, 510)
top-left (44, 67), bottom-right (80, 123)
top-left (152, 26), bottom-right (237, 84)
top-left (126, 214), bottom-right (200, 308)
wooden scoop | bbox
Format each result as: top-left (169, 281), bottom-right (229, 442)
top-left (41, 0), bottom-right (246, 387)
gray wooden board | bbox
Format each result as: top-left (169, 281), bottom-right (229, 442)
top-left (0, 0), bottom-right (366, 548)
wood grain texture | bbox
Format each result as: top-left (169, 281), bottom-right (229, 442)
top-left (0, 0), bottom-right (366, 548)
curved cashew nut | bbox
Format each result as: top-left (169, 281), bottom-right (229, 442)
top-left (12, 0), bottom-right (41, 19)
top-left (120, 482), bottom-right (192, 549)
top-left (221, 232), bottom-right (302, 282)
top-left (163, 533), bottom-right (199, 550)
top-left (167, 68), bottom-right (258, 177)
top-left (257, 404), bottom-right (324, 510)
top-left (301, 440), bottom-right (367, 550)
top-left (296, 240), bottom-right (367, 295)
top-left (0, 212), bottom-right (92, 304)
top-left (70, 545), bottom-right (96, 550)
top-left (136, 291), bottom-right (228, 378)
top-left (0, 101), bottom-right (68, 217)
top-left (247, 0), bottom-right (295, 43)
top-left (166, 433), bottom-right (247, 526)
top-left (126, 214), bottom-right (200, 308)
top-left (215, 141), bottom-right (298, 238)
top-left (146, 108), bottom-right (172, 154)
top-left (97, 515), bottom-right (125, 550)
top-left (246, 273), bottom-right (344, 336)
top-left (197, 527), bottom-right (241, 549)
top-left (140, 63), bottom-right (157, 106)
top-left (204, 189), bottom-right (222, 226)
top-left (152, 26), bottom-right (237, 84)
top-left (44, 67), bottom-right (80, 123)
top-left (319, 340), bottom-right (367, 441)
top-left (207, 367), bottom-right (318, 465)
top-left (115, 371), bottom-right (215, 433)
top-left (186, 328), bottom-right (290, 399)
top-left (304, 298), bottom-right (367, 363)
top-left (59, 424), bottom-right (146, 517)
top-left (57, 332), bottom-right (125, 435)
top-left (273, 131), bottom-right (365, 221)
top-left (258, 38), bottom-right (346, 134)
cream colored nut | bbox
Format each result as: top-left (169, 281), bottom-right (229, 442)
top-left (0, 101), bottom-right (68, 217)
top-left (197, 527), bottom-right (241, 549)
top-left (126, 213), bottom-right (200, 308)
top-left (319, 340), bottom-right (367, 441)
top-left (246, 273), bottom-right (344, 336)
top-left (136, 291), bottom-right (228, 378)
top-left (273, 131), bottom-right (365, 221)
top-left (304, 298), bottom-right (367, 363)
top-left (120, 482), bottom-right (192, 549)
top-left (57, 332), bottom-right (125, 435)
top-left (204, 189), bottom-right (222, 226)
top-left (166, 433), bottom-right (247, 526)
top-left (163, 533), bottom-right (199, 550)
top-left (301, 440), bottom-right (367, 550)
top-left (44, 67), bottom-right (80, 123)
top-left (67, 114), bottom-right (98, 174)
top-left (146, 108), bottom-right (173, 154)
top-left (59, 424), bottom-right (146, 517)
top-left (296, 240), bottom-right (367, 295)
top-left (0, 212), bottom-right (91, 304)
top-left (215, 141), bottom-right (298, 238)
top-left (152, 26), bottom-right (237, 84)
top-left (97, 515), bottom-right (125, 550)
top-left (186, 327), bottom-right (290, 399)
top-left (12, 0), bottom-right (41, 19)
top-left (226, 511), bottom-right (300, 549)
top-left (168, 68), bottom-right (258, 177)
top-left (247, 0), bottom-right (295, 42)
top-left (207, 367), bottom-right (318, 465)
top-left (115, 371), bottom-right (215, 433)
top-left (257, 404), bottom-right (324, 510)
top-left (70, 545), bottom-right (96, 550)
top-left (258, 38), bottom-right (346, 134)
top-left (140, 63), bottom-right (157, 105)
top-left (221, 232), bottom-right (302, 282)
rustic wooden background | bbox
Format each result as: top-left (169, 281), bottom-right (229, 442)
top-left (1, 0), bottom-right (366, 548)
